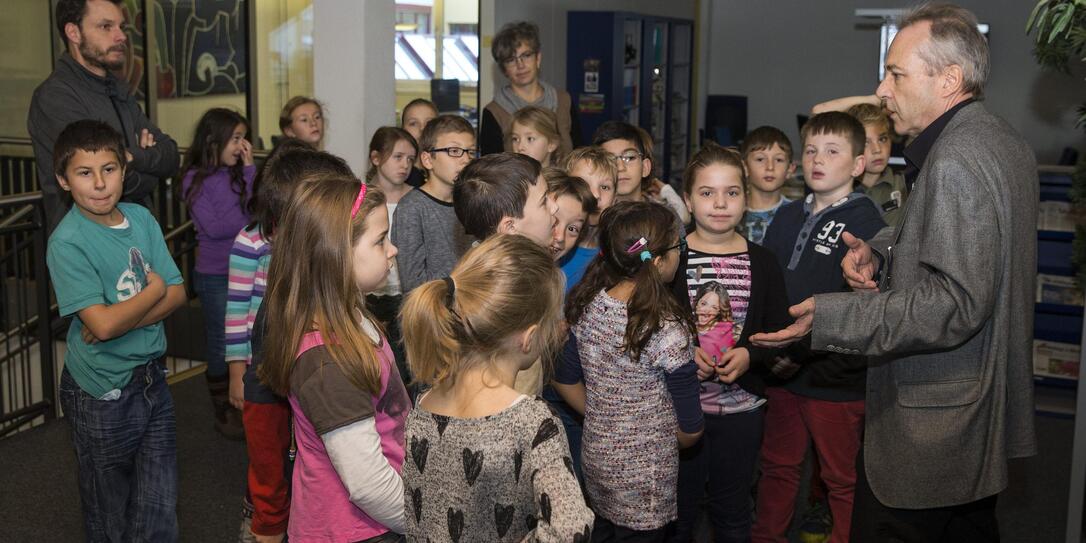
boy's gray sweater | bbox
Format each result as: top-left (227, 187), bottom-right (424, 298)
top-left (391, 187), bottom-right (469, 294)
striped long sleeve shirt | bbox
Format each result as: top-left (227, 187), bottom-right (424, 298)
top-left (225, 225), bottom-right (271, 365)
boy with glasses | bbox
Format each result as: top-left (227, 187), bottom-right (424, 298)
top-left (592, 120), bottom-right (653, 204)
top-left (392, 115), bottom-right (476, 294)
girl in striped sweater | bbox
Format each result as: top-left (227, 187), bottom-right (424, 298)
top-left (226, 139), bottom-right (354, 541)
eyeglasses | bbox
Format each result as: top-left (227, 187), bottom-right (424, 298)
top-left (502, 50), bottom-right (537, 67)
top-left (662, 237), bottom-right (687, 254)
top-left (609, 152), bottom-right (643, 165)
top-left (429, 147), bottom-right (479, 159)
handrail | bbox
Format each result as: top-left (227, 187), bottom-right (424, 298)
top-left (0, 137), bottom-right (273, 159)
top-left (0, 192), bottom-right (196, 238)
top-left (164, 219), bottom-right (194, 242)
top-left (0, 205), bottom-right (35, 230)
top-left (0, 192), bottom-right (41, 232)
top-left (0, 191), bottom-right (43, 207)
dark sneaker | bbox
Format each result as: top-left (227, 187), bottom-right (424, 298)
top-left (798, 500), bottom-right (832, 543)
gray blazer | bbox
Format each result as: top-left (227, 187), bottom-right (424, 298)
top-left (811, 102), bottom-right (1038, 509)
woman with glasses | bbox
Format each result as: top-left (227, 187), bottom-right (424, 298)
top-left (481, 21), bottom-right (582, 158)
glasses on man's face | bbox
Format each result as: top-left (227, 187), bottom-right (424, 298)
top-left (429, 147), bottom-right (479, 159)
top-left (609, 152), bottom-right (643, 165)
top-left (502, 50), bottom-right (537, 67)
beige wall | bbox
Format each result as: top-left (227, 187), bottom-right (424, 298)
top-left (444, 0), bottom-right (478, 30)
top-left (1, 0), bottom-right (53, 139)
top-left (395, 81), bottom-right (478, 117)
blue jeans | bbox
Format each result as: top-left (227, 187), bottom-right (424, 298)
top-left (194, 272), bottom-right (228, 378)
top-left (59, 360), bottom-right (179, 542)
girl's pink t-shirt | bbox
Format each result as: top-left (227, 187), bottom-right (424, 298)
top-left (287, 331), bottom-right (409, 541)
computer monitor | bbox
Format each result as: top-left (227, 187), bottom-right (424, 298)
top-left (704, 95), bottom-right (748, 148)
top-left (430, 79), bottom-right (461, 114)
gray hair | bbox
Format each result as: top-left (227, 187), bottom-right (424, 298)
top-left (899, 3), bottom-right (989, 98)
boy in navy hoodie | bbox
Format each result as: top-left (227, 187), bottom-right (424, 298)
top-left (755, 112), bottom-right (886, 543)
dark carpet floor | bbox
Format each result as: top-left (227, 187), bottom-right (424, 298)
top-left (0, 374), bottom-right (249, 542)
top-left (0, 374), bottom-right (1076, 542)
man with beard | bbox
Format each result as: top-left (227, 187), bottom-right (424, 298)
top-left (29, 0), bottom-right (178, 234)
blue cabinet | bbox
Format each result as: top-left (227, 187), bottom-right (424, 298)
top-left (567, 11), bottom-right (694, 186)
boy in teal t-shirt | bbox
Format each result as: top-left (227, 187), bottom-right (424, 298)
top-left (47, 120), bottom-right (187, 541)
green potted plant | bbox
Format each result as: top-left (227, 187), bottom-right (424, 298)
top-left (1027, 0), bottom-right (1086, 285)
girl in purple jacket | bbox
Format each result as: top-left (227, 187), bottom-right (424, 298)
top-left (182, 107), bottom-right (255, 438)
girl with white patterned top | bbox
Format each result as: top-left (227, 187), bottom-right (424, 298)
top-left (554, 201), bottom-right (704, 541)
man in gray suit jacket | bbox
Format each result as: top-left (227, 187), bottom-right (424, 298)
top-left (753, 4), bottom-right (1037, 541)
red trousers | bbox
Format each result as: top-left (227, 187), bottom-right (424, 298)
top-left (752, 387), bottom-right (864, 543)
top-left (243, 400), bottom-right (292, 536)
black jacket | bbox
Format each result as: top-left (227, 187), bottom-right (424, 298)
top-left (679, 241), bottom-right (793, 398)
top-left (28, 53), bottom-right (179, 233)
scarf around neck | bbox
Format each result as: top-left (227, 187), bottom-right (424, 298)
top-left (495, 79), bottom-right (558, 115)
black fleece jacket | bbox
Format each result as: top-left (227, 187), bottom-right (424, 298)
top-left (28, 52), bottom-right (179, 233)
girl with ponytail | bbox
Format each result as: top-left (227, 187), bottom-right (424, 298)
top-left (400, 234), bottom-right (594, 541)
top-left (554, 200), bottom-right (704, 540)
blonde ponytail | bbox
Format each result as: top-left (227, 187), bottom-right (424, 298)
top-left (401, 277), bottom-right (463, 386)
top-left (401, 234), bottom-right (565, 389)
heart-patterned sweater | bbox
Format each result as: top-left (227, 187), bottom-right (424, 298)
top-left (403, 395), bottom-right (594, 542)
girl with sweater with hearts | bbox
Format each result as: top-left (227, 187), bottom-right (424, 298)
top-left (400, 234), bottom-right (594, 542)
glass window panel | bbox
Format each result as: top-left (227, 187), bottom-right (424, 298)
top-left (404, 34), bottom-right (436, 72)
top-left (443, 36), bottom-right (478, 82)
top-left (396, 38), bottom-right (431, 79)
top-left (395, 0), bottom-right (479, 127)
top-left (461, 34), bottom-right (479, 59)
top-left (253, 0), bottom-right (314, 150)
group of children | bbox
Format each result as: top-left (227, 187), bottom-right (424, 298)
top-left (48, 85), bottom-right (909, 542)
